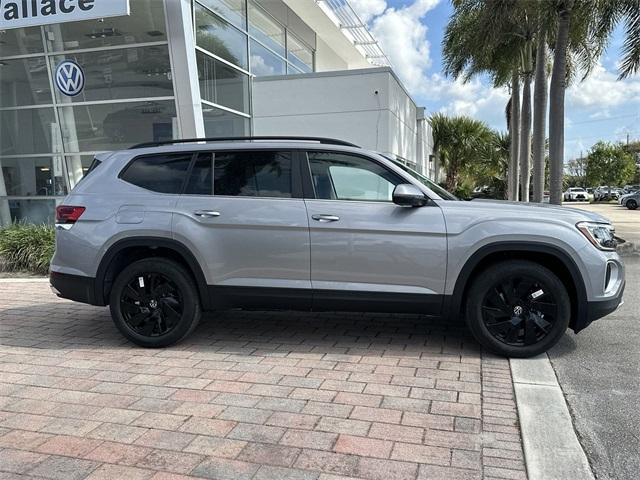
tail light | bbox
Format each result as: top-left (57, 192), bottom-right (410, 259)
top-left (56, 206), bottom-right (85, 224)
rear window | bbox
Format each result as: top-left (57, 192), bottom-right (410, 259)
top-left (185, 150), bottom-right (293, 198)
top-left (120, 153), bottom-right (192, 194)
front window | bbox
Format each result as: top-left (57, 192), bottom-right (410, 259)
top-left (308, 152), bottom-right (402, 202)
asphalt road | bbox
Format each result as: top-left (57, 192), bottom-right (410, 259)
top-left (549, 257), bottom-right (640, 480)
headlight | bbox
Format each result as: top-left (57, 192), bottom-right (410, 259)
top-left (576, 222), bottom-right (617, 251)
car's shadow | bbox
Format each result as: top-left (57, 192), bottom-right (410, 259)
top-left (0, 301), bottom-right (482, 357)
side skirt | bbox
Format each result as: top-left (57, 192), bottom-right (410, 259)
top-left (208, 286), bottom-right (444, 316)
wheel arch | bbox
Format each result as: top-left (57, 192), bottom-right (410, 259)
top-left (94, 237), bottom-right (211, 309)
top-left (446, 242), bottom-right (589, 333)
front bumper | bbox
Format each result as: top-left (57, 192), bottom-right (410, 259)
top-left (50, 271), bottom-right (99, 306)
top-left (585, 280), bottom-right (625, 324)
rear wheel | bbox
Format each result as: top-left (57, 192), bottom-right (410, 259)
top-left (465, 260), bottom-right (570, 358)
top-left (109, 258), bottom-right (201, 347)
top-left (627, 199), bottom-right (638, 210)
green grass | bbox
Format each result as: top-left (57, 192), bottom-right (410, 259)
top-left (0, 223), bottom-right (55, 275)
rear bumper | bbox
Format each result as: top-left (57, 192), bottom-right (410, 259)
top-left (585, 280), bottom-right (625, 324)
top-left (50, 271), bottom-right (100, 306)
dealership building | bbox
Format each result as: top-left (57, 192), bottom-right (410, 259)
top-left (0, 0), bottom-right (435, 225)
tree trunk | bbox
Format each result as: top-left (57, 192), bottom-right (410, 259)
top-left (520, 72), bottom-right (532, 202)
top-left (549, 1), bottom-right (573, 205)
top-left (532, 34), bottom-right (548, 202)
top-left (509, 73), bottom-right (521, 201)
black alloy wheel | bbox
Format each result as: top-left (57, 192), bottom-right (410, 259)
top-left (627, 199), bottom-right (638, 210)
top-left (480, 275), bottom-right (557, 347)
top-left (110, 258), bottom-right (201, 348)
top-left (466, 260), bottom-right (571, 357)
top-left (120, 272), bottom-right (184, 337)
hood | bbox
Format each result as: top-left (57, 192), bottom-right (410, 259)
top-left (437, 199), bottom-right (611, 225)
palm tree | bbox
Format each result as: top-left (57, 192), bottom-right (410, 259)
top-left (430, 113), bottom-right (494, 193)
top-left (532, 26), bottom-right (548, 203)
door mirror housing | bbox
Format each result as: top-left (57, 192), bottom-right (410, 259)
top-left (393, 184), bottom-right (428, 207)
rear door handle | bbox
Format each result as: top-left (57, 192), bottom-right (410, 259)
top-left (194, 210), bottom-right (220, 218)
top-left (312, 214), bottom-right (340, 222)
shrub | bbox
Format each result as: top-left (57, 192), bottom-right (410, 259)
top-left (0, 223), bottom-right (55, 275)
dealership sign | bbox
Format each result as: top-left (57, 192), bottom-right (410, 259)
top-left (0, 0), bottom-right (130, 30)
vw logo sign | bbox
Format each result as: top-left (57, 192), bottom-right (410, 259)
top-left (55, 61), bottom-right (85, 97)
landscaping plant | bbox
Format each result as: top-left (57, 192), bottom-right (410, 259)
top-left (0, 223), bottom-right (55, 275)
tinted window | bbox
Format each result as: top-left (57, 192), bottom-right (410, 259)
top-left (121, 154), bottom-right (192, 193)
top-left (308, 152), bottom-right (401, 202)
top-left (185, 151), bottom-right (292, 197)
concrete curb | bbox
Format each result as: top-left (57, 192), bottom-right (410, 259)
top-left (511, 354), bottom-right (594, 480)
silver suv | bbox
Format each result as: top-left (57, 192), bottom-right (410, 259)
top-left (50, 137), bottom-right (625, 357)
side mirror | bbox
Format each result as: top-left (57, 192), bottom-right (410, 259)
top-left (392, 184), bottom-right (428, 207)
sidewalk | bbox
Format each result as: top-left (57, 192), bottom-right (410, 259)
top-left (0, 281), bottom-right (527, 480)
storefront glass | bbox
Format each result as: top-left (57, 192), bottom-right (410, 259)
top-left (0, 0), bottom-right (176, 226)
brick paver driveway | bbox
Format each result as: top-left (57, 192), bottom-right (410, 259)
top-left (0, 281), bottom-right (527, 480)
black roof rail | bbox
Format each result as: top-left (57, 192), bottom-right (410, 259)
top-left (129, 136), bottom-right (360, 149)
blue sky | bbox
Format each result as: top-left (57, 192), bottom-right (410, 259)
top-left (350, 0), bottom-right (640, 161)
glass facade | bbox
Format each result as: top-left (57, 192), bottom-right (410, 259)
top-left (0, 0), bottom-right (175, 226)
top-left (0, 0), bottom-right (317, 225)
top-left (194, 0), bottom-right (316, 137)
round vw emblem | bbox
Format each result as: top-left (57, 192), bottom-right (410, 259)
top-left (55, 60), bottom-right (85, 97)
top-left (513, 305), bottom-right (524, 316)
top-left (149, 299), bottom-right (158, 309)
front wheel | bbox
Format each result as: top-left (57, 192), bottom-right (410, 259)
top-left (465, 260), bottom-right (571, 358)
top-left (109, 258), bottom-right (201, 348)
top-left (627, 199), bottom-right (638, 210)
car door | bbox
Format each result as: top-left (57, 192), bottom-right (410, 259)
top-left (303, 151), bottom-right (448, 314)
top-left (173, 149), bottom-right (311, 309)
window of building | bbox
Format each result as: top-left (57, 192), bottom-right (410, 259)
top-left (0, 57), bottom-right (52, 107)
top-left (0, 108), bottom-right (57, 156)
top-left (0, 27), bottom-right (44, 57)
top-left (248, 1), bottom-right (285, 56)
top-left (197, 52), bottom-right (249, 114)
top-left (197, 0), bottom-right (247, 31)
top-left (50, 46), bottom-right (173, 104)
top-left (0, 157), bottom-right (67, 197)
top-left (249, 40), bottom-right (285, 76)
top-left (120, 153), bottom-right (193, 194)
top-left (58, 100), bottom-right (177, 153)
top-left (185, 150), bottom-right (292, 197)
top-left (287, 32), bottom-right (313, 73)
top-left (42, 0), bottom-right (167, 52)
top-left (195, 3), bottom-right (248, 70)
top-left (308, 152), bottom-right (401, 202)
top-left (202, 105), bottom-right (250, 137)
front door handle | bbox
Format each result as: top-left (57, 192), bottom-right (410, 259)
top-left (194, 210), bottom-right (220, 218)
top-left (312, 214), bottom-right (340, 222)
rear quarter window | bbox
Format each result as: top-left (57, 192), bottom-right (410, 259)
top-left (120, 153), bottom-right (192, 194)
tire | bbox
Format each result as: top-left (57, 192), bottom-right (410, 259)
top-left (627, 199), bottom-right (638, 210)
top-left (109, 258), bottom-right (201, 348)
top-left (465, 260), bottom-right (571, 358)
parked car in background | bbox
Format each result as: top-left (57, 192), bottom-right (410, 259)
top-left (623, 185), bottom-right (640, 194)
top-left (621, 191), bottom-right (639, 210)
top-left (594, 186), bottom-right (620, 201)
top-left (564, 187), bottom-right (589, 202)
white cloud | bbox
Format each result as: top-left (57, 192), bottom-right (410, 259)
top-left (348, 0), bottom-right (386, 23)
top-left (348, 0), bottom-right (438, 94)
top-left (567, 62), bottom-right (640, 109)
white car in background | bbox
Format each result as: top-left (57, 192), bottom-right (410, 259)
top-left (563, 187), bottom-right (589, 202)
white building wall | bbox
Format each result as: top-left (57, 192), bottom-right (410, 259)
top-left (315, 37), bottom-right (349, 71)
top-left (252, 67), bottom-right (434, 174)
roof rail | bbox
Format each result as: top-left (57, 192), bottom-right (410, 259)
top-left (129, 136), bottom-right (360, 149)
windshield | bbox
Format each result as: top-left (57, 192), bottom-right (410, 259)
top-left (383, 156), bottom-right (458, 200)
